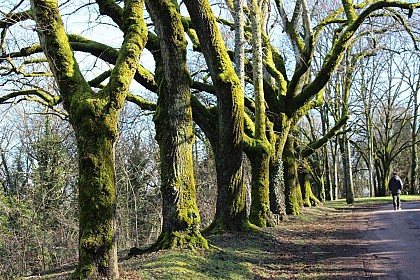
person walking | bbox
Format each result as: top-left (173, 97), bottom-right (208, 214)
top-left (389, 172), bottom-right (403, 210)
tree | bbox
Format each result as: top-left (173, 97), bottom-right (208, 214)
top-left (243, 0), bottom-right (274, 227)
top-left (0, 106), bottom-right (79, 278)
top-left (144, 0), bottom-right (208, 249)
top-left (270, 0), bottom-right (420, 211)
top-left (395, 52), bottom-right (420, 194)
top-left (184, 0), bottom-right (249, 231)
top-left (373, 55), bottom-right (413, 196)
top-left (27, 1), bottom-right (147, 278)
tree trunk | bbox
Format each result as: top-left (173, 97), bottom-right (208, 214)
top-left (332, 139), bottom-right (339, 200)
top-left (145, 0), bottom-right (208, 249)
top-left (283, 135), bottom-right (303, 215)
top-left (411, 85), bottom-right (419, 194)
top-left (323, 146), bottom-right (333, 201)
top-left (30, 0), bottom-right (147, 277)
top-left (244, 0), bottom-right (273, 228)
top-left (246, 142), bottom-right (274, 227)
top-left (269, 153), bottom-right (287, 219)
top-left (185, 0), bottom-right (248, 232)
top-left (298, 164), bottom-right (322, 207)
top-left (233, 0), bottom-right (245, 89)
top-left (318, 174), bottom-right (326, 203)
top-left (153, 60), bottom-right (207, 248)
top-left (74, 116), bottom-right (120, 278)
top-left (340, 132), bottom-right (355, 204)
top-left (320, 107), bottom-right (332, 201)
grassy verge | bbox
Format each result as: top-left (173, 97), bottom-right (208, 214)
top-left (325, 194), bottom-right (420, 209)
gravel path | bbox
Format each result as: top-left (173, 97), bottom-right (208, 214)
top-left (361, 201), bottom-right (420, 280)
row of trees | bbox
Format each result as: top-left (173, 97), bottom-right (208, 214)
top-left (0, 0), bottom-right (419, 279)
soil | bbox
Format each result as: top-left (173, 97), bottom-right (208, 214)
top-left (224, 201), bottom-right (419, 280)
top-left (207, 205), bottom-right (376, 280)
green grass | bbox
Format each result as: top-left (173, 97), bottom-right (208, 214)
top-left (324, 194), bottom-right (420, 209)
top-left (121, 245), bottom-right (255, 279)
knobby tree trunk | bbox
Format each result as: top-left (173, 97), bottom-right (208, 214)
top-left (30, 0), bottom-right (147, 278)
top-left (145, 0), bottom-right (208, 249)
top-left (246, 143), bottom-right (273, 227)
top-left (74, 117), bottom-right (120, 278)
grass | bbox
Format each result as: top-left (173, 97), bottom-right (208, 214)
top-left (324, 194), bottom-right (420, 209)
top-left (120, 247), bottom-right (254, 280)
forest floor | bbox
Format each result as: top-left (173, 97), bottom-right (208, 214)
top-left (25, 197), bottom-right (420, 280)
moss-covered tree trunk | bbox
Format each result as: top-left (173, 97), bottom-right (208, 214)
top-left (283, 135), bottom-right (303, 215)
top-left (30, 0), bottom-right (147, 278)
top-left (249, 150), bottom-right (273, 227)
top-left (297, 165), bottom-right (321, 207)
top-left (145, 0), bottom-right (207, 249)
top-left (245, 141), bottom-right (273, 227)
top-left (74, 113), bottom-right (120, 278)
top-left (268, 123), bottom-right (288, 219)
top-left (243, 0), bottom-right (273, 228)
top-left (269, 154), bottom-right (287, 218)
top-left (185, 0), bottom-right (248, 231)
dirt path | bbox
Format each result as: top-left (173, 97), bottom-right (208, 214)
top-left (361, 201), bottom-right (420, 279)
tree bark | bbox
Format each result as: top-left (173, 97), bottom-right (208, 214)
top-left (340, 132), bottom-right (355, 204)
top-left (283, 135), bottom-right (303, 215)
top-left (185, 0), bottom-right (248, 231)
top-left (145, 0), bottom-right (208, 249)
top-left (243, 0), bottom-right (274, 228)
top-left (411, 76), bottom-right (419, 194)
top-left (74, 117), bottom-right (120, 278)
top-left (269, 154), bottom-right (287, 218)
top-left (245, 140), bottom-right (273, 227)
top-left (298, 163), bottom-right (322, 207)
top-left (30, 0), bottom-right (147, 278)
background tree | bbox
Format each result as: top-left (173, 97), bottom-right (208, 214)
top-left (0, 105), bottom-right (78, 278)
top-left (395, 52), bottom-right (420, 194)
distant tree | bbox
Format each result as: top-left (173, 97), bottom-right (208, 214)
top-left (372, 54), bottom-right (413, 196)
top-left (395, 52), bottom-right (420, 194)
top-left (0, 108), bottom-right (78, 278)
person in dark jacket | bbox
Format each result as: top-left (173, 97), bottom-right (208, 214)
top-left (389, 172), bottom-right (403, 210)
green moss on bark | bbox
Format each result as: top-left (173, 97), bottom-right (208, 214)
top-left (244, 135), bottom-right (275, 228)
top-left (184, 0), bottom-right (248, 232)
top-left (283, 136), bottom-right (303, 215)
top-left (146, 0), bottom-right (208, 251)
